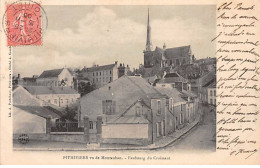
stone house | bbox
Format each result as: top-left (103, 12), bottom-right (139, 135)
top-left (23, 86), bottom-right (80, 109)
top-left (79, 62), bottom-right (119, 89)
top-left (36, 68), bottom-right (73, 87)
top-left (13, 86), bottom-right (63, 140)
top-left (155, 87), bottom-right (187, 134)
top-left (79, 76), bottom-right (169, 145)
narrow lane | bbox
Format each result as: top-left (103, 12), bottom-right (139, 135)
top-left (161, 103), bottom-right (216, 152)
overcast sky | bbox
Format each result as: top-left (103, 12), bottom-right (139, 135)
top-left (14, 5), bottom-right (216, 77)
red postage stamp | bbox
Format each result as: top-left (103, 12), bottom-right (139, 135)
top-left (3, 1), bottom-right (47, 46)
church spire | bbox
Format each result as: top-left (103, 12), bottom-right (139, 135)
top-left (145, 8), bottom-right (152, 51)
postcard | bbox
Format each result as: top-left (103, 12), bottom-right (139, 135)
top-left (0, 0), bottom-right (259, 165)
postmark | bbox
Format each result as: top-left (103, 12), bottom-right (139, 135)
top-left (18, 134), bottom-right (30, 144)
top-left (2, 0), bottom-right (48, 46)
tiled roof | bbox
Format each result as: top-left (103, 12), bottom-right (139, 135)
top-left (182, 90), bottom-right (197, 98)
top-left (107, 115), bottom-right (148, 124)
top-left (38, 68), bottom-right (64, 78)
top-left (24, 86), bottom-right (79, 95)
top-left (158, 72), bottom-right (187, 84)
top-left (81, 64), bottom-right (116, 73)
top-left (164, 45), bottom-right (191, 59)
top-left (80, 76), bottom-right (165, 117)
top-left (14, 105), bottom-right (62, 119)
top-left (204, 79), bottom-right (216, 88)
top-left (202, 78), bottom-right (216, 88)
top-left (156, 87), bottom-right (186, 103)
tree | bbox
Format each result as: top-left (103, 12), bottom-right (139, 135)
top-left (77, 79), bottom-right (95, 96)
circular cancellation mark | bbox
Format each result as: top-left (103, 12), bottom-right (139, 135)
top-left (2, 0), bottom-right (48, 46)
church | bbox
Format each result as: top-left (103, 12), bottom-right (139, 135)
top-left (143, 9), bottom-right (195, 69)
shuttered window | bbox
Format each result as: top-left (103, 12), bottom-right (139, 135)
top-left (102, 100), bottom-right (116, 115)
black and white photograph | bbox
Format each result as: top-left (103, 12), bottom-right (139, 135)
top-left (11, 5), bottom-right (217, 152)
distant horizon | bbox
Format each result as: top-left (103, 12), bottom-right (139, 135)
top-left (13, 5), bottom-right (216, 77)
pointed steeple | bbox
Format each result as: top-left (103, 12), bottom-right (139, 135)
top-left (145, 8), bottom-right (152, 51)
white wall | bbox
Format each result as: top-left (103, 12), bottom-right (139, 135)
top-left (102, 124), bottom-right (148, 139)
top-left (37, 94), bottom-right (79, 108)
top-left (13, 107), bottom-right (46, 134)
top-left (58, 69), bottom-right (73, 86)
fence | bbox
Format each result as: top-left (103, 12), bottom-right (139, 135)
top-left (51, 121), bottom-right (84, 132)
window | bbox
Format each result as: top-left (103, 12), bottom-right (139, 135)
top-left (110, 70), bottom-right (112, 74)
top-left (89, 121), bottom-right (93, 129)
top-left (110, 77), bottom-right (112, 82)
top-left (169, 98), bottom-right (173, 110)
top-left (48, 100), bottom-right (51, 103)
top-left (102, 100), bottom-right (116, 115)
top-left (210, 99), bottom-right (213, 104)
top-left (60, 99), bottom-right (63, 103)
top-left (210, 90), bottom-right (213, 96)
top-left (66, 99), bottom-right (69, 104)
top-left (214, 90), bottom-right (216, 96)
top-left (54, 99), bottom-right (57, 104)
top-left (136, 106), bottom-right (141, 116)
top-left (156, 122), bottom-right (162, 137)
top-left (181, 104), bottom-right (183, 111)
top-left (180, 114), bottom-right (183, 124)
top-left (157, 100), bottom-right (161, 115)
top-left (96, 72), bottom-right (98, 76)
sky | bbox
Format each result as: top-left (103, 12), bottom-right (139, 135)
top-left (13, 5), bottom-right (216, 77)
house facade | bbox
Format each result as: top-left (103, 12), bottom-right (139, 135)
top-left (155, 72), bottom-right (199, 126)
top-left (79, 62), bottom-right (119, 88)
top-left (79, 76), bottom-right (169, 145)
top-left (207, 81), bottom-right (216, 105)
top-left (36, 68), bottom-right (73, 87)
top-left (13, 86), bottom-right (63, 140)
top-left (156, 87), bottom-right (187, 134)
top-left (23, 86), bottom-right (80, 108)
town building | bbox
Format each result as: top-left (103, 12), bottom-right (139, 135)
top-left (143, 9), bottom-right (195, 69)
top-left (79, 62), bottom-right (119, 89)
top-left (36, 68), bottom-right (74, 87)
top-left (79, 76), bottom-right (170, 145)
top-left (207, 81), bottom-right (216, 105)
top-left (155, 72), bottom-right (191, 91)
top-left (155, 87), bottom-right (187, 133)
top-left (155, 72), bottom-right (199, 124)
top-left (198, 71), bottom-right (216, 104)
top-left (23, 86), bottom-right (80, 109)
top-left (13, 85), bottom-right (63, 140)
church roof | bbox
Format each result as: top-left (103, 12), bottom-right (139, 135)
top-left (164, 45), bottom-right (191, 59)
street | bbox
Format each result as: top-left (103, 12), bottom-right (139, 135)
top-left (159, 103), bottom-right (216, 152)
